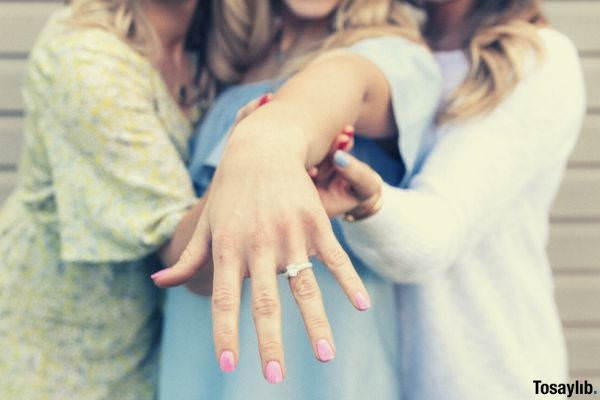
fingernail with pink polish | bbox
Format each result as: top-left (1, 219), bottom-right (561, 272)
top-left (337, 137), bottom-right (350, 150)
top-left (150, 269), bottom-right (169, 280)
top-left (265, 361), bottom-right (283, 384)
top-left (354, 292), bottom-right (371, 311)
top-left (219, 351), bottom-right (236, 373)
top-left (316, 339), bottom-right (335, 362)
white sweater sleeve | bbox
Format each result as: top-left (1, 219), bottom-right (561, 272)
top-left (339, 29), bottom-right (586, 283)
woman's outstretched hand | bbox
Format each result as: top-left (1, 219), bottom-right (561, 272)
top-left (151, 96), bottom-right (371, 383)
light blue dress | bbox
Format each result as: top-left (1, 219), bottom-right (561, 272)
top-left (159, 37), bottom-right (441, 400)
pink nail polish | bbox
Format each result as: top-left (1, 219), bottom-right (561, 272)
top-left (150, 269), bottom-right (169, 280)
top-left (316, 339), bottom-right (335, 362)
top-left (219, 351), bottom-right (236, 372)
top-left (265, 361), bottom-right (283, 384)
top-left (337, 137), bottom-right (350, 150)
top-left (354, 292), bottom-right (371, 311)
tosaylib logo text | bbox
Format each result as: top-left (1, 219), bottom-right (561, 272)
top-left (534, 380), bottom-right (598, 397)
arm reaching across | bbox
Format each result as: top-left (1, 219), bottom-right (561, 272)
top-left (335, 30), bottom-right (586, 282)
top-left (152, 36), bottom-right (440, 380)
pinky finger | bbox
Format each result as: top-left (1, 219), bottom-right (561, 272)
top-left (315, 228), bottom-right (371, 311)
top-left (152, 213), bottom-right (211, 287)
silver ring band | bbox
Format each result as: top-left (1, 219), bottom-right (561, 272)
top-left (284, 261), bottom-right (313, 278)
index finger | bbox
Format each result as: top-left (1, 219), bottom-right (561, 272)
top-left (152, 214), bottom-right (211, 287)
top-left (211, 234), bottom-right (244, 373)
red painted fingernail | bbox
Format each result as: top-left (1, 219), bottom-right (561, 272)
top-left (258, 95), bottom-right (270, 106)
top-left (354, 292), bottom-right (371, 311)
top-left (219, 351), bottom-right (236, 372)
top-left (337, 137), bottom-right (350, 150)
top-left (316, 339), bottom-right (335, 362)
top-left (265, 361), bottom-right (283, 384)
top-left (343, 125), bottom-right (355, 137)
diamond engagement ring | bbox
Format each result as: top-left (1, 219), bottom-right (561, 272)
top-left (284, 261), bottom-right (313, 278)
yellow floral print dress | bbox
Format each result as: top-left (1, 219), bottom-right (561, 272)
top-left (0, 9), bottom-right (197, 400)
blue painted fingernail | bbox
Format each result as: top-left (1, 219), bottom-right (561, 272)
top-left (334, 150), bottom-right (350, 168)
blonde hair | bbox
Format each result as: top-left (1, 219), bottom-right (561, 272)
top-left (65, 0), bottom-right (158, 56)
top-left (207, 0), bottom-right (425, 84)
top-left (64, 0), bottom-right (215, 110)
top-left (432, 0), bottom-right (547, 123)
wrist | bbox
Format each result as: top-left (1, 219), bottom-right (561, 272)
top-left (226, 102), bottom-right (312, 166)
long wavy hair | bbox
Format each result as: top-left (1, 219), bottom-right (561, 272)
top-left (207, 0), bottom-right (424, 84)
top-left (414, 0), bottom-right (547, 123)
top-left (65, 0), bottom-right (214, 108)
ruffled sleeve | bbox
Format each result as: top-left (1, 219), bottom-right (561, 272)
top-left (34, 29), bottom-right (197, 262)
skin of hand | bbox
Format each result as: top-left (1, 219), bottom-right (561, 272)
top-left (184, 97), bottom-right (356, 298)
top-left (151, 51), bottom-right (394, 382)
top-left (164, 94), bottom-right (276, 297)
top-left (314, 150), bottom-right (384, 219)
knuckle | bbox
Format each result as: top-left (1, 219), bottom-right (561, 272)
top-left (291, 274), bottom-right (319, 301)
top-left (325, 246), bottom-right (350, 272)
top-left (247, 228), bottom-right (274, 256)
top-left (212, 286), bottom-right (238, 313)
top-left (213, 324), bottom-right (236, 342)
top-left (341, 274), bottom-right (360, 293)
top-left (298, 207), bottom-right (320, 232)
top-left (306, 316), bottom-right (330, 333)
top-left (252, 290), bottom-right (279, 318)
top-left (260, 339), bottom-right (282, 356)
top-left (273, 217), bottom-right (291, 238)
top-left (213, 232), bottom-right (236, 263)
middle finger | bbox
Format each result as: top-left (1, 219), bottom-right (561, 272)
top-left (250, 255), bottom-right (285, 384)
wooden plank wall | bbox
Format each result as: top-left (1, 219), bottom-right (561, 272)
top-left (0, 0), bottom-right (599, 383)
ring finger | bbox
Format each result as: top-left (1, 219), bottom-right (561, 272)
top-left (287, 265), bottom-right (335, 362)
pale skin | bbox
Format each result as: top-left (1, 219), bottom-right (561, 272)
top-left (154, 0), bottom-right (482, 384)
top-left (96, 0), bottom-right (380, 382)
top-left (180, 99), bottom-right (358, 297)
top-left (151, 0), bottom-right (408, 383)
top-left (153, 55), bottom-right (394, 380)
top-left (157, 0), bottom-right (366, 270)
top-left (153, 1), bottom-right (476, 269)
top-left (154, 0), bottom-right (366, 299)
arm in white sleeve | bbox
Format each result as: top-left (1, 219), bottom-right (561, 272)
top-left (340, 29), bottom-right (586, 282)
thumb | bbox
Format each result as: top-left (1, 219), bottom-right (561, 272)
top-left (333, 150), bottom-right (382, 201)
top-left (151, 214), bottom-right (211, 287)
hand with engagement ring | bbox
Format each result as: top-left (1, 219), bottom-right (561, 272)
top-left (152, 94), bottom-right (372, 384)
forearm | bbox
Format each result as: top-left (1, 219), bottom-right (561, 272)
top-left (227, 52), bottom-right (393, 167)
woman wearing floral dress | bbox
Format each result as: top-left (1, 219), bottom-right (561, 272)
top-left (0, 0), bottom-right (211, 398)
